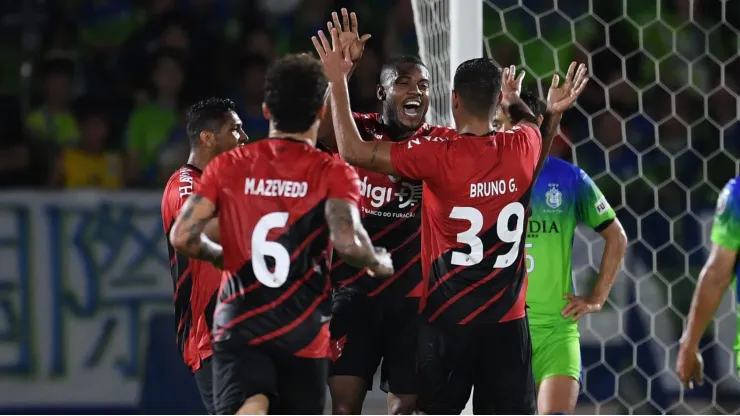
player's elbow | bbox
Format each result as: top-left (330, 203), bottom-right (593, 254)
top-left (169, 224), bottom-right (190, 253)
top-left (604, 220), bottom-right (628, 254)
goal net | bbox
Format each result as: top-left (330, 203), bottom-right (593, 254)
top-left (411, 0), bottom-right (740, 414)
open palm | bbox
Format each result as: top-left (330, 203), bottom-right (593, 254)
top-left (547, 62), bottom-right (589, 113)
top-left (329, 8), bottom-right (371, 64)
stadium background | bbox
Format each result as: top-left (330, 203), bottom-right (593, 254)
top-left (0, 0), bottom-right (738, 414)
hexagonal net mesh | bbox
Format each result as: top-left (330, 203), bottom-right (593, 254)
top-left (411, 0), bottom-right (740, 414)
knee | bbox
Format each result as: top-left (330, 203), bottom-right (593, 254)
top-left (333, 404), bottom-right (358, 415)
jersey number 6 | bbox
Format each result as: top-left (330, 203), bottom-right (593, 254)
top-left (252, 212), bottom-right (290, 288)
top-left (449, 202), bottom-right (525, 268)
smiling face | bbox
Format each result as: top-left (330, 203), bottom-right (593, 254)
top-left (378, 62), bottom-right (430, 132)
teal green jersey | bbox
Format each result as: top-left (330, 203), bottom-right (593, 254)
top-left (710, 177), bottom-right (740, 363)
top-left (526, 157), bottom-right (617, 327)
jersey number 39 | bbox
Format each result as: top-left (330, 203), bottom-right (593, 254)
top-left (252, 212), bottom-right (290, 288)
top-left (449, 202), bottom-right (525, 268)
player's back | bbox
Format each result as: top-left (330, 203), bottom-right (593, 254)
top-left (417, 125), bottom-right (542, 326)
top-left (161, 165), bottom-right (221, 372)
top-left (208, 137), bottom-right (351, 358)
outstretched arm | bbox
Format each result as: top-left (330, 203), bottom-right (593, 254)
top-left (317, 9), bottom-right (372, 148)
top-left (169, 195), bottom-right (223, 267)
top-left (312, 27), bottom-right (397, 174)
top-left (535, 62), bottom-right (589, 178)
top-left (325, 198), bottom-right (393, 277)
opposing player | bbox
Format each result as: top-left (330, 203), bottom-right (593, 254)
top-left (314, 27), bottom-right (588, 414)
top-left (313, 9), bottom-right (455, 415)
top-left (169, 54), bottom-right (393, 415)
top-left (161, 97), bottom-right (246, 414)
top-left (493, 91), bottom-right (627, 414)
top-left (677, 176), bottom-right (740, 389)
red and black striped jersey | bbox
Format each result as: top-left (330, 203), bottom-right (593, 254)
top-left (390, 125), bottom-right (542, 327)
top-left (161, 164), bottom-right (222, 372)
top-left (197, 137), bottom-right (361, 358)
top-left (331, 113), bottom-right (456, 304)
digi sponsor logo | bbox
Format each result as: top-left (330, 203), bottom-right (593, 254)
top-left (360, 176), bottom-right (421, 208)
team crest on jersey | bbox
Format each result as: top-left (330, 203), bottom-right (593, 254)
top-left (717, 187), bottom-right (730, 215)
top-left (545, 183), bottom-right (562, 209)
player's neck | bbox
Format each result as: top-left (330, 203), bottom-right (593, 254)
top-left (268, 129), bottom-right (316, 147)
top-left (186, 152), bottom-right (211, 172)
top-left (456, 117), bottom-right (494, 136)
top-left (379, 116), bottom-right (414, 141)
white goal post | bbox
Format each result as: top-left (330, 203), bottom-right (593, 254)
top-left (411, 0), bottom-right (740, 414)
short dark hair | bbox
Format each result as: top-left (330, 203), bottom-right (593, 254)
top-left (519, 90), bottom-right (546, 118)
top-left (264, 54), bottom-right (327, 133)
top-left (453, 58), bottom-right (502, 118)
top-left (185, 97), bottom-right (236, 147)
top-left (380, 55), bottom-right (426, 84)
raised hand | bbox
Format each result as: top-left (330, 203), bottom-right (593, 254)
top-left (330, 8), bottom-right (371, 64)
top-left (312, 27), bottom-right (352, 83)
top-left (500, 65), bottom-right (526, 103)
top-left (547, 62), bottom-right (589, 113)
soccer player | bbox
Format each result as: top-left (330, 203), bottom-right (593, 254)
top-left (313, 9), bottom-right (455, 415)
top-left (677, 176), bottom-right (740, 389)
top-left (314, 27), bottom-right (588, 414)
top-left (169, 54), bottom-right (394, 415)
top-left (494, 91), bottom-right (627, 414)
top-left (161, 97), bottom-right (246, 414)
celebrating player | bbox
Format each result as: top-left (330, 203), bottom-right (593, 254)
top-left (169, 54), bottom-right (393, 415)
top-left (677, 176), bottom-right (740, 389)
top-left (314, 26), bottom-right (588, 414)
top-left (494, 91), bottom-right (627, 414)
top-left (313, 9), bottom-right (455, 415)
top-left (161, 97), bottom-right (246, 414)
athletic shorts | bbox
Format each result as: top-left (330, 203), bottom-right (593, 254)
top-left (328, 290), bottom-right (420, 394)
top-left (212, 338), bottom-right (328, 415)
top-left (530, 323), bottom-right (582, 384)
top-left (416, 317), bottom-right (536, 415)
top-left (193, 356), bottom-right (215, 414)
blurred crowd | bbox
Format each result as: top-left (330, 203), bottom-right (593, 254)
top-left (1, 0), bottom-right (739, 271)
top-left (0, 0), bottom-right (417, 189)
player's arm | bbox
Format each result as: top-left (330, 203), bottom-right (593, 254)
top-left (203, 218), bottom-right (219, 243)
top-left (325, 199), bottom-right (392, 276)
top-left (317, 9), bottom-right (371, 149)
top-left (678, 183), bottom-right (740, 387)
top-left (563, 170), bottom-right (627, 320)
top-left (536, 62), bottom-right (589, 178)
top-left (329, 78), bottom-right (396, 175)
top-left (169, 195), bottom-right (223, 267)
top-left (681, 243), bottom-right (736, 351)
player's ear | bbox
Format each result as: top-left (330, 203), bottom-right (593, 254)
top-left (496, 91), bottom-right (503, 105)
top-left (376, 85), bottom-right (386, 101)
top-left (199, 130), bottom-right (213, 148)
top-left (451, 90), bottom-right (459, 110)
top-left (262, 102), bottom-right (272, 121)
top-left (536, 114), bottom-right (544, 127)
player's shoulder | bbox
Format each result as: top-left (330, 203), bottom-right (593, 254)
top-left (542, 156), bottom-right (581, 176)
top-left (164, 164), bottom-right (201, 190)
top-left (717, 176), bottom-right (740, 215)
top-left (352, 112), bottom-right (382, 135)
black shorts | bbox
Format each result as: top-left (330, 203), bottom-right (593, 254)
top-left (212, 338), bottom-right (328, 415)
top-left (416, 316), bottom-right (536, 415)
top-left (194, 356), bottom-right (215, 414)
top-left (328, 290), bottom-right (419, 394)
